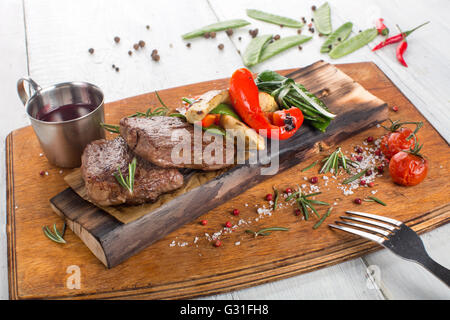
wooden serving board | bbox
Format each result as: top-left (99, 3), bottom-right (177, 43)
top-left (6, 62), bottom-right (450, 299)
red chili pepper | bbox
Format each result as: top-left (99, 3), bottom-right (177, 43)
top-left (375, 18), bottom-right (389, 36)
top-left (372, 21), bottom-right (429, 51)
top-left (396, 24), bottom-right (408, 67)
top-left (228, 68), bottom-right (303, 140)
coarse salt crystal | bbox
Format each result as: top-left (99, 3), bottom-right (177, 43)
top-left (235, 241), bottom-right (241, 246)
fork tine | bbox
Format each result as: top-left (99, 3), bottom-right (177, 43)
top-left (336, 220), bottom-right (391, 237)
top-left (341, 216), bottom-right (397, 231)
top-left (345, 211), bottom-right (403, 226)
top-left (329, 224), bottom-right (385, 244)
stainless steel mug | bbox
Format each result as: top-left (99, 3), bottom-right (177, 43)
top-left (17, 77), bottom-right (105, 168)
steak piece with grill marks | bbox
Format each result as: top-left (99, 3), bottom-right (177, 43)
top-left (81, 137), bottom-right (184, 206)
top-left (119, 116), bottom-right (234, 170)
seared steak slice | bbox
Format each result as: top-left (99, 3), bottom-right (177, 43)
top-left (81, 137), bottom-right (183, 206)
top-left (120, 116), bottom-right (234, 170)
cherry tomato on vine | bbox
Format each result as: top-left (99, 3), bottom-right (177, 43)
top-left (380, 120), bottom-right (422, 159)
top-left (389, 151), bottom-right (428, 186)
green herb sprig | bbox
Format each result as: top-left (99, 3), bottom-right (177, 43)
top-left (245, 227), bottom-right (289, 237)
top-left (43, 223), bottom-right (66, 244)
top-left (313, 207), bottom-right (333, 229)
top-left (114, 158), bottom-right (137, 194)
top-left (288, 189), bottom-right (329, 221)
top-left (364, 196), bottom-right (387, 206)
top-left (320, 147), bottom-right (358, 174)
top-left (301, 160), bottom-right (318, 172)
top-left (342, 168), bottom-right (368, 184)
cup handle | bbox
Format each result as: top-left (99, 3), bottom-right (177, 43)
top-left (17, 77), bottom-right (42, 105)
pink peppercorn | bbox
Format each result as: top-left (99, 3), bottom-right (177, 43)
top-left (392, 106), bottom-right (399, 112)
top-left (356, 146), bottom-right (363, 153)
top-left (294, 209), bottom-right (302, 216)
top-left (377, 165), bottom-right (384, 174)
top-left (39, 170), bottom-right (45, 176)
top-left (232, 209), bottom-right (240, 216)
top-left (365, 169), bottom-right (373, 176)
top-left (200, 220), bottom-right (208, 226)
top-left (225, 221), bottom-right (232, 228)
top-left (367, 136), bottom-right (374, 143)
top-left (368, 182), bottom-right (375, 187)
top-left (285, 187), bottom-right (292, 194)
top-left (214, 240), bottom-right (222, 247)
top-left (356, 155), bottom-right (363, 162)
top-left (310, 176), bottom-right (319, 184)
top-left (374, 149), bottom-right (382, 156)
top-left (265, 193), bottom-right (273, 201)
top-left (360, 180), bottom-right (366, 186)
top-left (354, 198), bottom-right (362, 205)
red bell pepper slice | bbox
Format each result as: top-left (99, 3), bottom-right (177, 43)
top-left (228, 68), bottom-right (303, 140)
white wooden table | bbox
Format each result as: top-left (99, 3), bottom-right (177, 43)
top-left (1, 0), bottom-right (449, 300)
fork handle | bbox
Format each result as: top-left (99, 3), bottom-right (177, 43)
top-left (420, 255), bottom-right (450, 287)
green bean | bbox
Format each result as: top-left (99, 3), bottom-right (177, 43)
top-left (329, 28), bottom-right (378, 59)
top-left (182, 19), bottom-right (250, 39)
top-left (258, 35), bottom-right (312, 64)
top-left (313, 2), bottom-right (332, 35)
top-left (246, 9), bottom-right (304, 28)
top-left (243, 34), bottom-right (273, 67)
top-left (320, 22), bottom-right (353, 53)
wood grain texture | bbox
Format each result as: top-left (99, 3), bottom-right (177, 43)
top-left (50, 61), bottom-right (387, 268)
top-left (6, 62), bottom-right (450, 299)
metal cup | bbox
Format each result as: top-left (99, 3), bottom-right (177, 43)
top-left (17, 77), bottom-right (105, 168)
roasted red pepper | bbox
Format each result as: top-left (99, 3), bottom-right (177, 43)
top-left (376, 18), bottom-right (389, 36)
top-left (372, 21), bottom-right (429, 51)
top-left (229, 68), bottom-right (303, 140)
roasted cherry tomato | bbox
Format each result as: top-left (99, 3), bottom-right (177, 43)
top-left (389, 151), bottom-right (428, 186)
top-left (380, 120), bottom-right (422, 159)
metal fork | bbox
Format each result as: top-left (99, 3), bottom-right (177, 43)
top-left (329, 211), bottom-right (450, 286)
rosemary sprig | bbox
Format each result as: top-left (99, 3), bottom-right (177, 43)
top-left (364, 196), bottom-right (387, 206)
top-left (342, 168), bottom-right (368, 184)
top-left (320, 147), bottom-right (358, 174)
top-left (291, 189), bottom-right (329, 220)
top-left (301, 160), bottom-right (318, 172)
top-left (155, 90), bottom-right (169, 109)
top-left (42, 223), bottom-right (67, 244)
top-left (313, 207), bottom-right (333, 229)
top-left (100, 123), bottom-right (120, 133)
top-left (272, 186), bottom-right (279, 211)
top-left (114, 157), bottom-right (137, 194)
top-left (245, 227), bottom-right (289, 237)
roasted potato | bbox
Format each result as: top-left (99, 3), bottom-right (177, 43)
top-left (219, 115), bottom-right (265, 150)
top-left (259, 91), bottom-right (278, 112)
top-left (185, 89), bottom-right (230, 123)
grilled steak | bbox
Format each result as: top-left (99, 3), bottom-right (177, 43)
top-left (120, 116), bottom-right (234, 170)
top-left (81, 137), bottom-right (183, 206)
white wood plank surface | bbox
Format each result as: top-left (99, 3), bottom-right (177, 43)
top-left (0, 0), bottom-right (29, 300)
top-left (0, 0), bottom-right (449, 300)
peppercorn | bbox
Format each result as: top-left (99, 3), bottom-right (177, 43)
top-left (365, 169), bottom-right (373, 176)
top-left (210, 32), bottom-right (216, 38)
top-left (88, 48), bottom-right (94, 54)
top-left (232, 209), bottom-right (240, 216)
top-left (377, 165), bottom-right (384, 174)
top-left (225, 221), bottom-right (232, 228)
top-left (294, 209), bottom-right (302, 216)
top-left (356, 146), bottom-right (363, 153)
top-left (226, 28), bottom-right (233, 36)
top-left (368, 182), bottom-right (375, 188)
top-left (139, 40), bottom-right (145, 48)
top-left (133, 43), bottom-right (139, 50)
top-left (146, 25), bottom-right (150, 30)
top-left (204, 32), bottom-right (211, 39)
top-left (128, 50), bottom-right (132, 56)
top-left (115, 67), bottom-right (119, 72)
top-left (356, 155), bottom-right (363, 162)
top-left (367, 136), bottom-right (374, 143)
top-left (265, 193), bottom-right (273, 201)
top-left (218, 43), bottom-right (224, 50)
top-left (152, 54), bottom-right (160, 61)
top-left (374, 149), bottom-right (382, 156)
top-left (312, 5), bottom-right (317, 11)
top-left (214, 240), bottom-right (222, 247)
top-left (114, 36), bottom-right (120, 43)
top-left (328, 44), bottom-right (332, 50)
top-left (112, 64), bottom-right (115, 68)
top-left (354, 198), bottom-right (362, 205)
top-left (274, 34), bottom-right (281, 40)
top-left (238, 36), bottom-right (242, 41)
top-left (279, 24), bottom-right (284, 28)
top-left (360, 179), bottom-right (366, 186)
top-left (200, 220), bottom-right (207, 226)
top-left (311, 18), bottom-right (314, 22)
top-left (310, 177), bottom-right (319, 184)
top-left (297, 29), bottom-right (302, 34)
top-left (39, 170), bottom-right (45, 176)
top-left (392, 105), bottom-right (399, 112)
top-left (285, 187), bottom-right (292, 194)
top-left (298, 45), bottom-right (303, 50)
